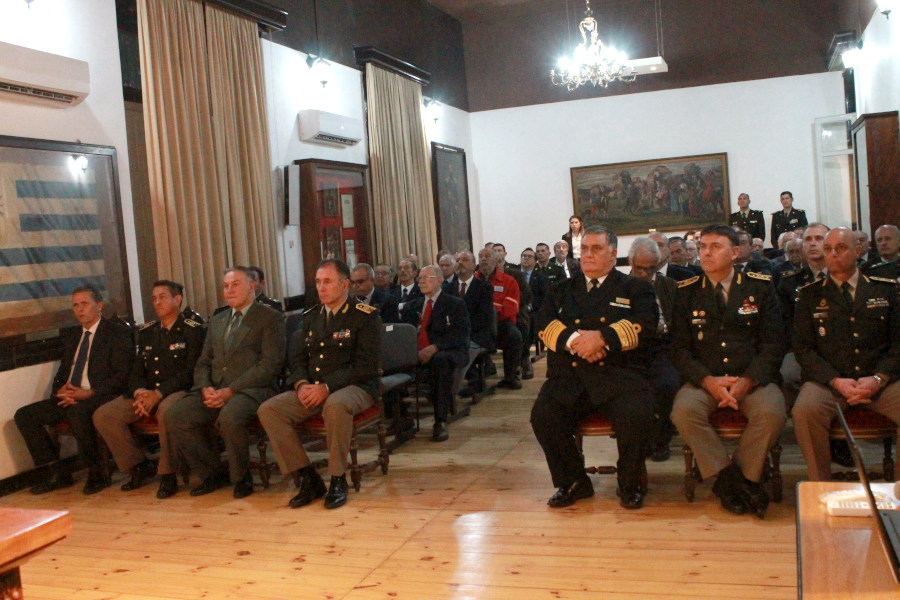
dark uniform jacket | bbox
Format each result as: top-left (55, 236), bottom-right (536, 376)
top-left (193, 301), bottom-right (286, 402)
top-left (52, 318), bottom-right (133, 403)
top-left (793, 275), bottom-right (900, 384)
top-left (536, 270), bottom-right (658, 406)
top-left (288, 299), bottom-right (381, 399)
top-left (536, 262), bottom-right (565, 285)
top-left (522, 268), bottom-right (549, 315)
top-left (730, 209), bottom-right (766, 242)
top-left (770, 208), bottom-right (808, 245)
top-left (130, 315), bottom-right (206, 399)
top-left (776, 266), bottom-right (822, 338)
top-left (663, 263), bottom-right (696, 282)
top-left (551, 257), bottom-right (580, 278)
top-left (652, 274), bottom-right (677, 352)
top-left (446, 276), bottom-right (495, 351)
top-left (734, 257), bottom-right (773, 277)
top-left (671, 271), bottom-right (785, 387)
top-left (405, 292), bottom-right (470, 366)
top-left (214, 293), bottom-right (283, 316)
top-left (862, 259), bottom-right (899, 281)
top-left (361, 288), bottom-right (400, 324)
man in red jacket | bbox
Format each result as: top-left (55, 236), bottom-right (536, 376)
top-left (477, 247), bottom-right (523, 389)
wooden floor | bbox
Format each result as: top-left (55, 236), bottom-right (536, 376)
top-left (2, 358), bottom-right (819, 600)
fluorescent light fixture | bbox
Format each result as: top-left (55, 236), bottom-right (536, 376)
top-left (623, 56), bottom-right (668, 75)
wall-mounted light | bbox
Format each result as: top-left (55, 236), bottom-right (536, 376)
top-left (68, 155), bottom-right (87, 175)
top-left (876, 0), bottom-right (897, 18)
top-left (423, 97), bottom-right (441, 123)
top-left (306, 55), bottom-right (331, 87)
top-left (841, 47), bottom-right (861, 69)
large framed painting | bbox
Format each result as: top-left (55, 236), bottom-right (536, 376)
top-left (0, 135), bottom-right (131, 372)
top-left (570, 153), bottom-right (731, 236)
top-left (431, 142), bottom-right (473, 253)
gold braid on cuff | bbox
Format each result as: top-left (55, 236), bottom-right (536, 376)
top-left (609, 320), bottom-right (641, 351)
top-left (539, 319), bottom-right (567, 350)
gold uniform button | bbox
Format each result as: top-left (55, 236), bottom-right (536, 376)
top-left (319, 355), bottom-right (324, 359)
top-left (154, 357), bottom-right (159, 361)
top-left (572, 362), bottom-right (578, 367)
top-left (850, 317), bottom-right (856, 322)
top-left (855, 349), bottom-right (860, 354)
top-left (575, 319), bottom-right (581, 325)
top-left (723, 358), bottom-right (729, 363)
top-left (855, 366), bottom-right (861, 372)
top-left (721, 342), bottom-right (726, 347)
top-left (315, 367), bottom-right (320, 372)
top-left (154, 370), bottom-right (159, 374)
top-left (321, 342), bottom-right (325, 346)
top-left (600, 317), bottom-right (606, 323)
top-left (853, 333), bottom-right (859, 338)
top-left (599, 361), bottom-right (605, 366)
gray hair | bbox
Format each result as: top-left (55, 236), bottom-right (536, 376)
top-left (628, 236), bottom-right (661, 261)
top-left (876, 224), bottom-right (900, 237)
top-left (420, 265), bottom-right (442, 279)
top-left (553, 240), bottom-right (569, 251)
top-left (353, 263), bottom-right (375, 279)
top-left (584, 225), bottom-right (618, 249)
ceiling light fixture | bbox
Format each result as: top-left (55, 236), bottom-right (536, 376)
top-left (307, 0), bottom-right (331, 87)
top-left (423, 97), bottom-right (441, 123)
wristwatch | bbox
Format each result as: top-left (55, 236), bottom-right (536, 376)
top-left (873, 373), bottom-right (889, 389)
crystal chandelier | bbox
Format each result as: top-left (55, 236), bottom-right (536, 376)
top-left (551, 0), bottom-right (635, 91)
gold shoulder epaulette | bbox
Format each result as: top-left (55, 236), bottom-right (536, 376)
top-left (869, 276), bottom-right (898, 284)
top-left (781, 269), bottom-right (801, 279)
top-left (356, 302), bottom-right (377, 314)
top-left (796, 281), bottom-right (817, 292)
top-left (747, 272), bottom-right (772, 281)
top-left (184, 319), bottom-right (202, 328)
top-left (139, 320), bottom-right (157, 330)
top-left (678, 276), bottom-right (700, 288)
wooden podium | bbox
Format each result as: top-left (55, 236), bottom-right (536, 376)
top-left (0, 507), bottom-right (71, 598)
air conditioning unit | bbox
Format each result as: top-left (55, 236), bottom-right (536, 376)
top-left (298, 109), bottom-right (363, 147)
top-left (0, 41), bottom-right (90, 107)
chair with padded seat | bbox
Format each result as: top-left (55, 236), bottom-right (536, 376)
top-left (682, 407), bottom-right (782, 502)
top-left (379, 323), bottom-right (419, 449)
top-left (574, 412), bottom-right (648, 492)
top-left (830, 407), bottom-right (896, 482)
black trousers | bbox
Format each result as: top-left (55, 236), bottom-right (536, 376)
top-left (530, 375), bottom-right (653, 492)
top-left (423, 350), bottom-right (468, 422)
top-left (14, 396), bottom-right (110, 471)
top-left (496, 320), bottom-right (522, 379)
top-left (648, 352), bottom-right (681, 445)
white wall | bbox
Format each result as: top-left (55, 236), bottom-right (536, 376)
top-left (855, 11), bottom-right (900, 116)
top-left (470, 72), bottom-right (845, 254)
top-left (0, 0), bottom-right (136, 478)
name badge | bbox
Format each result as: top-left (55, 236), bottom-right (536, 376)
top-left (615, 297), bottom-right (630, 305)
top-left (610, 302), bottom-right (631, 309)
top-left (333, 329), bottom-right (351, 339)
top-left (494, 286), bottom-right (504, 292)
top-left (691, 318), bottom-right (707, 325)
top-left (867, 298), bottom-right (889, 309)
top-left (813, 312), bottom-right (828, 320)
top-left (169, 342), bottom-right (186, 350)
top-left (790, 218), bottom-right (798, 224)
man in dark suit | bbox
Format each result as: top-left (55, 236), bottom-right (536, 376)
top-left (668, 237), bottom-right (703, 275)
top-left (247, 266), bottom-right (283, 312)
top-left (734, 231), bottom-right (774, 276)
top-left (391, 259), bottom-right (424, 319)
top-left (350, 263), bottom-right (400, 323)
top-left (439, 253), bottom-right (459, 290)
top-left (449, 251), bottom-right (496, 397)
top-left (406, 265), bottom-right (471, 441)
top-left (519, 247), bottom-right (548, 375)
top-left (373, 264), bottom-right (394, 293)
top-left (15, 284), bottom-right (133, 495)
top-left (729, 193), bottom-right (766, 243)
top-left (551, 241), bottom-right (580, 279)
top-left (649, 232), bottom-right (694, 281)
top-left (531, 226), bottom-right (658, 509)
top-left (166, 267), bottom-right (286, 499)
top-left (863, 224), bottom-right (900, 280)
top-left (628, 237), bottom-right (680, 462)
top-left (770, 191), bottom-right (808, 245)
top-left (259, 259), bottom-right (381, 509)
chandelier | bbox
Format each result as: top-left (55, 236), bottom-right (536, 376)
top-left (551, 0), bottom-right (636, 90)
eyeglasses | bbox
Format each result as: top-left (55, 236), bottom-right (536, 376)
top-left (631, 265), bottom-right (657, 274)
top-left (350, 278), bottom-right (368, 285)
top-left (416, 275), bottom-right (440, 283)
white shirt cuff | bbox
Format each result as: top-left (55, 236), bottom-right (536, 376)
top-left (565, 331), bottom-right (581, 353)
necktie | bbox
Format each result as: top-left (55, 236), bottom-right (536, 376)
top-left (716, 283), bottom-right (727, 314)
top-left (417, 298), bottom-right (433, 351)
top-left (401, 288), bottom-right (409, 302)
top-left (70, 330), bottom-right (92, 387)
top-left (841, 282), bottom-right (854, 309)
top-left (225, 311), bottom-right (243, 350)
top-left (817, 271), bottom-right (826, 281)
top-left (458, 282), bottom-right (467, 298)
top-left (325, 310), bottom-right (332, 329)
top-left (590, 278), bottom-right (600, 292)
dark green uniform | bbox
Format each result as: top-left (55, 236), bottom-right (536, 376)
top-left (770, 208), bottom-right (808, 246)
top-left (537, 262), bottom-right (566, 286)
top-left (132, 315), bottom-right (207, 399)
top-left (862, 259), bottom-right (900, 281)
top-left (730, 210), bottom-right (766, 242)
top-left (776, 266), bottom-right (821, 338)
top-left (288, 300), bottom-right (381, 399)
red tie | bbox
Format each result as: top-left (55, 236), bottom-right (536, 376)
top-left (417, 298), bottom-right (433, 351)
top-left (458, 282), bottom-right (467, 298)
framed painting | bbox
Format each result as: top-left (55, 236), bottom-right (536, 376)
top-left (570, 152), bottom-right (731, 236)
top-left (0, 135), bottom-right (131, 372)
top-left (431, 142), bottom-right (473, 253)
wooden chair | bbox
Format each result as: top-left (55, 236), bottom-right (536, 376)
top-left (830, 407), bottom-right (897, 482)
top-left (682, 407), bottom-right (782, 502)
top-left (131, 415), bottom-right (191, 484)
top-left (574, 412), bottom-right (648, 492)
top-left (47, 420), bottom-right (113, 480)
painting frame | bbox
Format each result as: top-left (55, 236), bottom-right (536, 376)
top-left (570, 152), bottom-right (731, 236)
top-left (0, 134), bottom-right (131, 373)
top-left (431, 142), bottom-right (473, 254)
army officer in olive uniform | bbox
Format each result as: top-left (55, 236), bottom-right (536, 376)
top-left (770, 191), bottom-right (808, 245)
top-left (792, 228), bottom-right (900, 481)
top-left (729, 193), bottom-right (766, 242)
top-left (670, 225), bottom-right (786, 519)
top-left (258, 259), bottom-right (381, 510)
top-left (93, 280), bottom-right (206, 498)
top-left (531, 226), bottom-right (658, 510)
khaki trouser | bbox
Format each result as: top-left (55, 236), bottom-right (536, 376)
top-left (671, 383), bottom-right (786, 482)
top-left (93, 391), bottom-right (187, 474)
top-left (257, 386), bottom-right (374, 478)
top-left (793, 381), bottom-right (900, 481)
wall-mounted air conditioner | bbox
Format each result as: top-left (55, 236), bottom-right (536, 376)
top-left (0, 41), bottom-right (90, 107)
top-left (298, 109), bottom-right (363, 147)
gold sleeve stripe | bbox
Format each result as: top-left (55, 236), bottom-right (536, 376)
top-left (539, 319), bottom-right (567, 350)
top-left (609, 319), bottom-right (642, 351)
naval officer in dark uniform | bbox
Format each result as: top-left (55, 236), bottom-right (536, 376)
top-left (93, 280), bottom-right (206, 497)
top-left (670, 225), bottom-right (786, 519)
top-left (531, 226), bottom-right (658, 510)
top-left (729, 193), bottom-right (765, 242)
top-left (258, 259), bottom-right (381, 509)
top-left (770, 191), bottom-right (808, 245)
top-left (792, 227), bottom-right (900, 481)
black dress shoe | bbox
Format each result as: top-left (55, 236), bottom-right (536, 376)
top-left (121, 459), bottom-right (157, 491)
top-left (547, 477), bottom-right (594, 508)
top-left (457, 386), bottom-right (475, 398)
top-left (521, 362), bottom-right (534, 380)
top-left (83, 470), bottom-right (111, 495)
top-left (484, 360), bottom-right (497, 376)
top-left (432, 421), bottom-right (449, 442)
top-left (497, 378), bottom-right (523, 390)
top-left (233, 472), bottom-right (254, 499)
top-left (742, 480), bottom-right (770, 519)
top-left (719, 493), bottom-right (749, 515)
top-left (289, 467), bottom-right (327, 508)
top-left (650, 442), bottom-right (671, 462)
top-left (831, 439), bottom-right (855, 468)
top-left (324, 475), bottom-right (349, 509)
top-left (619, 488), bottom-right (644, 509)
top-left (156, 474), bottom-right (178, 499)
top-left (30, 470), bottom-right (74, 495)
top-left (711, 464), bottom-right (744, 499)
top-left (190, 470), bottom-right (231, 496)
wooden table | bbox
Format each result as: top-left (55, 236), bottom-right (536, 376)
top-left (797, 481), bottom-right (899, 599)
top-left (0, 507), bottom-right (71, 599)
